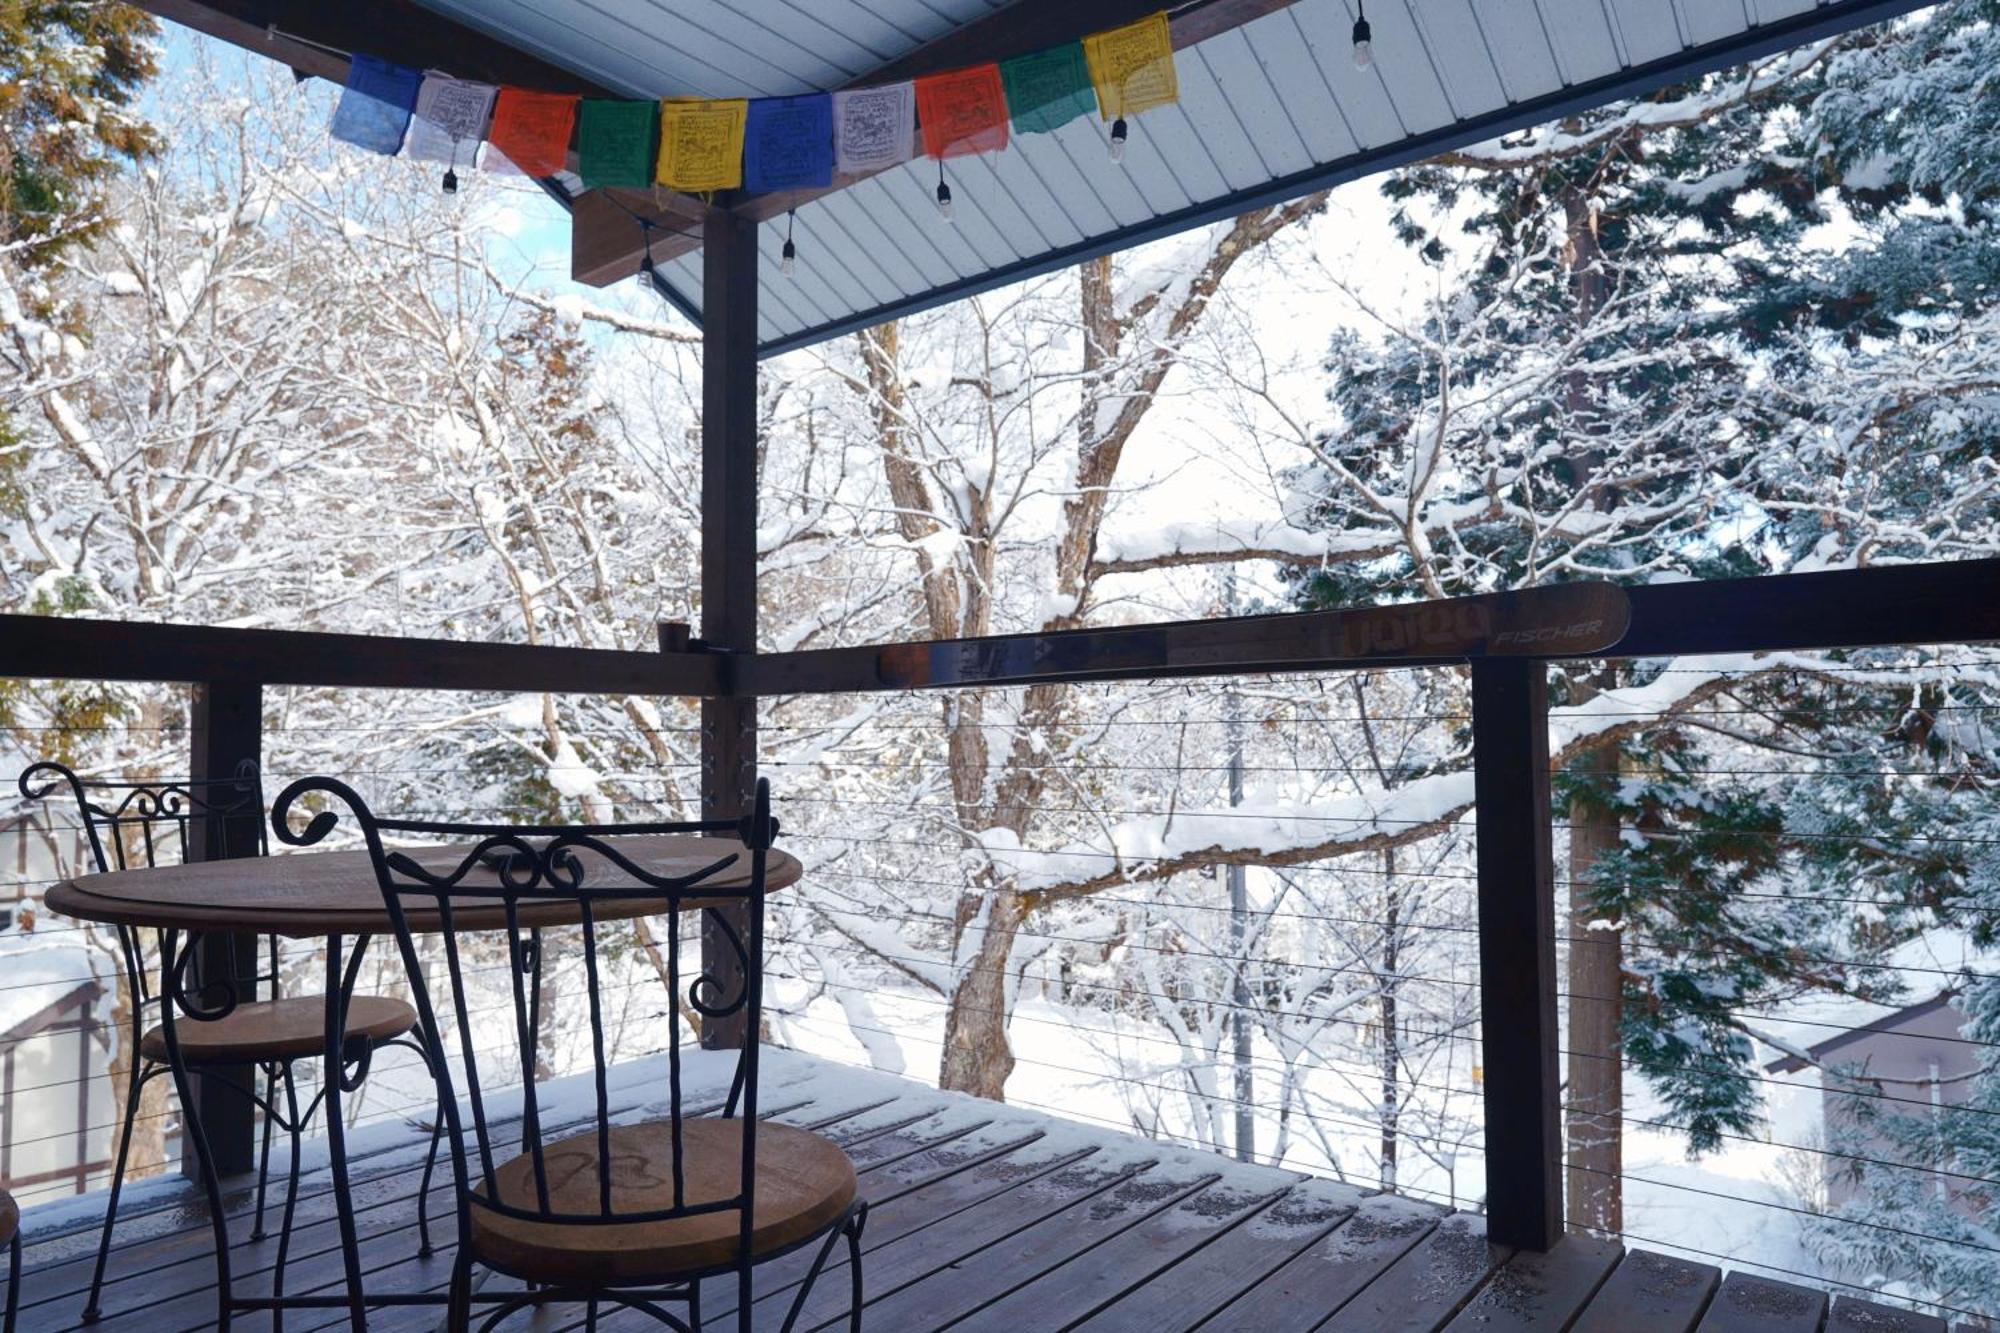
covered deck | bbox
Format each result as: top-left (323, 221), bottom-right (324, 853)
top-left (7, 1050), bottom-right (1954, 1333)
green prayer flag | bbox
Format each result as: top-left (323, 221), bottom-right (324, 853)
top-left (578, 99), bottom-right (656, 188)
top-left (1000, 42), bottom-right (1095, 135)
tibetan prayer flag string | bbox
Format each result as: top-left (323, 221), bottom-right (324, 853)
top-left (1000, 42), bottom-right (1095, 135)
top-left (405, 74), bottom-right (497, 163)
top-left (1083, 11), bottom-right (1178, 119)
top-left (833, 83), bottom-right (916, 175)
top-left (656, 98), bottom-right (747, 191)
top-left (577, 99), bottom-right (655, 188)
top-left (916, 63), bottom-right (1008, 159)
top-left (487, 88), bottom-right (578, 177)
top-left (330, 55), bottom-right (422, 156)
top-left (745, 93), bottom-right (833, 192)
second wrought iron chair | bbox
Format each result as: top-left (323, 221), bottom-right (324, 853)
top-left (16, 760), bottom-right (443, 1323)
top-left (273, 774), bottom-right (866, 1332)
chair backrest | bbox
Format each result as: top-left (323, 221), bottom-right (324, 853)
top-left (17, 759), bottom-right (270, 875)
top-left (17, 759), bottom-right (277, 1004)
top-left (271, 774), bottom-right (777, 1242)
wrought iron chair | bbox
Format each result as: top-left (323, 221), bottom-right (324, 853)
top-left (1, 1185), bottom-right (19, 1332)
top-left (16, 760), bottom-right (444, 1322)
top-left (272, 775), bottom-right (866, 1332)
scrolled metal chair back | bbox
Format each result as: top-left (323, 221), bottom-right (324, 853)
top-left (271, 774), bottom-right (778, 1248)
top-left (17, 759), bottom-right (275, 1010)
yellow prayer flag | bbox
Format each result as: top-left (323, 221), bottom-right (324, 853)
top-left (655, 98), bottom-right (747, 192)
top-left (1083, 12), bottom-right (1178, 120)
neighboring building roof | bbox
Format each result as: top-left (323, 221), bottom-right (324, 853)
top-left (1764, 991), bottom-right (1961, 1075)
top-left (0, 942), bottom-right (105, 1042)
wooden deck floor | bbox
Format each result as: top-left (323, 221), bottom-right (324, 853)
top-left (7, 1050), bottom-right (1958, 1332)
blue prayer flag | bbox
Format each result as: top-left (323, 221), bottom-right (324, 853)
top-left (744, 94), bottom-right (833, 193)
top-left (331, 55), bottom-right (422, 156)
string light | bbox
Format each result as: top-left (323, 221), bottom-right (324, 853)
top-left (1110, 117), bottom-right (1128, 164)
top-left (442, 166), bottom-right (459, 194)
top-left (781, 209), bottom-right (797, 277)
top-left (1352, 1), bottom-right (1374, 69)
top-left (635, 219), bottom-right (657, 293)
top-left (935, 161), bottom-right (955, 223)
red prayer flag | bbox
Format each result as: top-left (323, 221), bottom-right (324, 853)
top-left (487, 88), bottom-right (579, 177)
top-left (915, 64), bottom-right (1008, 159)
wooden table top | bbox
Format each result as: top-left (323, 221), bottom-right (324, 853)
top-left (45, 836), bottom-right (802, 938)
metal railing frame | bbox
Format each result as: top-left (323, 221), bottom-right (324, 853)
top-left (3, 555), bottom-right (1996, 1241)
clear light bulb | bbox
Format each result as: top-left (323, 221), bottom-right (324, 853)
top-left (442, 167), bottom-right (459, 195)
top-left (1110, 118), bottom-right (1128, 164)
top-left (780, 238), bottom-right (797, 277)
top-left (936, 180), bottom-right (955, 223)
top-left (635, 258), bottom-right (655, 292)
top-left (1352, 17), bottom-right (1374, 69)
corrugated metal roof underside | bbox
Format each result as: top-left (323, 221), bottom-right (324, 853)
top-left (416, 0), bottom-right (1936, 356)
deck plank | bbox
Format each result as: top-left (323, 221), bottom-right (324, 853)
top-left (1441, 1234), bottom-right (1623, 1332)
top-left (1075, 1177), bottom-right (1365, 1333)
top-left (948, 1176), bottom-right (1300, 1332)
top-left (1827, 1295), bottom-right (1947, 1333)
top-left (805, 1164), bottom-right (1220, 1332)
top-left (1573, 1248), bottom-right (1722, 1333)
top-left (9, 1051), bottom-right (1937, 1333)
top-left (1316, 1210), bottom-right (1511, 1333)
top-left (1696, 1273), bottom-right (1830, 1333)
top-left (1201, 1194), bottom-right (1442, 1332)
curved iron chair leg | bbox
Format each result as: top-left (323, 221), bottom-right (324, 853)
top-left (270, 1062), bottom-right (304, 1333)
top-left (446, 1246), bottom-right (475, 1333)
top-left (586, 1298), bottom-right (600, 1332)
top-left (82, 1060), bottom-right (156, 1322)
top-left (846, 1201), bottom-right (870, 1332)
top-left (686, 1280), bottom-right (701, 1331)
top-left (778, 1214), bottom-right (852, 1333)
top-left (250, 1062), bottom-right (277, 1242)
top-left (416, 1079), bottom-right (444, 1258)
top-left (5, 1225), bottom-right (20, 1333)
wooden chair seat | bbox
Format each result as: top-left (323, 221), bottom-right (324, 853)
top-left (467, 1118), bottom-right (858, 1286)
top-left (139, 994), bottom-right (417, 1064)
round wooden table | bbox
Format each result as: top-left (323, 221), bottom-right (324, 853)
top-left (46, 835), bottom-right (801, 1330)
top-left (45, 835), bottom-right (803, 936)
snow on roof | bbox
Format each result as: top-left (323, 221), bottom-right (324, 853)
top-left (0, 939), bottom-right (104, 1037)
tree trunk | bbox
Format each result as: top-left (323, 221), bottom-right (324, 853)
top-left (1565, 670), bottom-right (1623, 1236)
top-left (939, 888), bottom-right (1026, 1099)
top-left (1559, 178), bottom-right (1624, 1238)
top-left (1380, 848), bottom-right (1402, 1192)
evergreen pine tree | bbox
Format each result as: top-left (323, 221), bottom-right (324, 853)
top-left (1287, 0), bottom-right (2000, 1247)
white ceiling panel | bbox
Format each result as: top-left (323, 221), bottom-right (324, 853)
top-left (410, 0), bottom-right (1928, 353)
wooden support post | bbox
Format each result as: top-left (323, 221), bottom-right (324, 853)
top-left (184, 680), bottom-right (263, 1178)
top-left (1470, 658), bottom-right (1562, 1249)
top-left (698, 209), bottom-right (759, 1051)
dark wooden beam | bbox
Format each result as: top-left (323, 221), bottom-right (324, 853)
top-left (698, 210), bottom-right (762, 1051)
top-left (183, 681), bottom-right (263, 1181)
top-left (137, 0), bottom-right (612, 93)
top-left (139, 0), bottom-right (719, 274)
top-left (0, 615), bottom-right (721, 696)
top-left (1470, 657), bottom-right (1562, 1250)
top-left (1616, 558), bottom-right (2000, 657)
top-left (743, 582), bottom-right (1630, 695)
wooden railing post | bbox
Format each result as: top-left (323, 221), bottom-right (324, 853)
top-left (185, 679), bottom-right (262, 1178)
top-left (698, 208), bottom-right (760, 1051)
top-left (1470, 657), bottom-right (1562, 1249)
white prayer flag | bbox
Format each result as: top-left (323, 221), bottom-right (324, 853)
top-left (833, 82), bottom-right (917, 175)
top-left (405, 74), bottom-right (498, 164)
